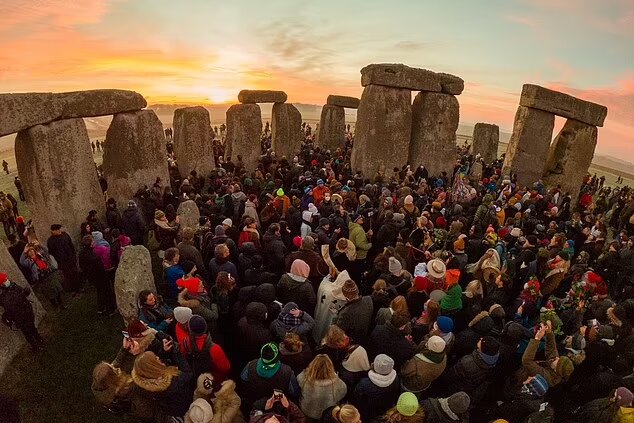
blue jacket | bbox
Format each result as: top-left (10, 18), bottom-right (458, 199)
top-left (165, 265), bottom-right (185, 300)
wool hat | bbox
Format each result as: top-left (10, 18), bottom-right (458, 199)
top-left (128, 200), bottom-right (137, 208)
top-left (435, 216), bottom-right (447, 229)
top-left (556, 356), bottom-right (574, 381)
top-left (174, 307), bottom-right (193, 324)
top-left (510, 227), bottom-right (521, 237)
top-left (292, 236), bottom-right (302, 248)
top-left (441, 391), bottom-right (470, 416)
top-left (615, 387), bottom-right (634, 407)
top-left (480, 336), bottom-right (500, 356)
top-left (222, 218), bottom-right (232, 227)
top-left (427, 335), bottom-right (446, 353)
top-left (188, 315), bottom-right (207, 336)
top-left (185, 398), bottom-right (213, 423)
top-left (214, 225), bottom-right (225, 236)
top-left (260, 342), bottom-right (280, 365)
top-left (388, 257), bottom-right (402, 276)
top-left (427, 259), bottom-right (446, 279)
top-left (300, 236), bottom-right (315, 251)
top-left (453, 238), bottom-right (465, 253)
top-left (372, 354), bottom-right (395, 375)
top-left (526, 374), bottom-right (549, 397)
top-left (282, 302), bottom-right (299, 314)
top-left (568, 334), bottom-right (587, 352)
top-left (597, 325), bottom-right (614, 340)
top-left (352, 213), bottom-right (363, 223)
top-left (127, 319), bottom-right (148, 338)
top-left (319, 217), bottom-right (330, 227)
top-left (154, 210), bottom-right (166, 220)
top-left (0, 273), bottom-right (7, 283)
top-left (276, 188), bottom-right (284, 197)
top-left (404, 195), bottom-right (414, 205)
top-left (396, 392), bottom-right (419, 417)
top-left (504, 322), bottom-right (532, 342)
top-left (436, 316), bottom-right (454, 333)
top-left (342, 280), bottom-right (359, 300)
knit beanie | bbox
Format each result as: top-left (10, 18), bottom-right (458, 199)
top-left (526, 374), bottom-right (549, 397)
top-left (436, 316), bottom-right (453, 333)
top-left (342, 280), bottom-right (359, 301)
top-left (453, 238), bottom-right (465, 252)
top-left (396, 392), bottom-right (419, 417)
top-left (185, 398), bottom-right (214, 423)
top-left (480, 336), bottom-right (500, 356)
top-left (388, 257), bottom-right (402, 276)
top-left (442, 391), bottom-right (470, 416)
top-left (556, 356), bottom-right (574, 381)
top-left (372, 354), bottom-right (395, 375)
top-left (282, 302), bottom-right (299, 314)
top-left (615, 387), bottom-right (634, 407)
top-left (188, 315), bottom-right (207, 336)
top-left (404, 195), bottom-right (414, 205)
top-left (261, 342), bottom-right (280, 365)
top-left (174, 307), bottom-right (193, 324)
top-left (127, 319), bottom-right (148, 338)
top-left (427, 335), bottom-right (446, 353)
top-left (597, 325), bottom-right (614, 340)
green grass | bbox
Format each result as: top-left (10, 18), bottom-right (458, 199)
top-left (0, 285), bottom-right (123, 423)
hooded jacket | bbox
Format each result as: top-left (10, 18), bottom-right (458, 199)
top-left (452, 312), bottom-right (495, 360)
top-left (348, 222), bottom-right (371, 260)
top-left (277, 273), bottom-right (316, 315)
top-left (121, 206), bottom-right (146, 245)
top-left (401, 348), bottom-right (447, 392)
top-left (237, 302), bottom-right (272, 364)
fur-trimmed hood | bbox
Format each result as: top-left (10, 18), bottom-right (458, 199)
top-left (179, 287), bottom-right (202, 309)
top-left (468, 311), bottom-right (494, 334)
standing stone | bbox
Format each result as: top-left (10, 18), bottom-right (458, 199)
top-left (501, 106), bottom-right (555, 187)
top-left (15, 118), bottom-right (104, 244)
top-left (114, 246), bottom-right (156, 325)
top-left (543, 119), bottom-right (598, 199)
top-left (0, 242), bottom-right (45, 375)
top-left (316, 105), bottom-right (345, 152)
top-left (271, 103), bottom-right (303, 159)
top-left (352, 85), bottom-right (412, 177)
top-left (472, 123), bottom-right (500, 163)
top-left (177, 200), bottom-right (200, 230)
top-left (225, 104), bottom-right (262, 170)
top-left (409, 92), bottom-right (460, 178)
top-left (103, 110), bottom-right (170, 207)
top-left (173, 106), bottom-right (214, 178)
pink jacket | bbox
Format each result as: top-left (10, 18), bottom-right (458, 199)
top-left (93, 245), bottom-right (113, 270)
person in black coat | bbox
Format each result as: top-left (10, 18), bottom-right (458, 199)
top-left (236, 302), bottom-right (272, 369)
top-left (351, 354), bottom-right (401, 422)
top-left (262, 224), bottom-right (287, 277)
top-left (105, 198), bottom-right (122, 230)
top-left (367, 313), bottom-right (416, 369)
top-left (78, 235), bottom-right (115, 315)
top-left (244, 255), bottom-right (276, 287)
top-left (46, 224), bottom-right (80, 294)
top-left (450, 311), bottom-right (495, 363)
top-left (254, 283), bottom-right (281, 324)
top-left (0, 273), bottom-right (43, 350)
top-left (120, 201), bottom-right (147, 245)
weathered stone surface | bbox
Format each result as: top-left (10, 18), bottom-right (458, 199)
top-left (103, 110), bottom-right (169, 207)
top-left (15, 118), bottom-right (104, 244)
top-left (543, 119), bottom-right (598, 200)
top-left (409, 92), bottom-right (460, 178)
top-left (0, 90), bottom-right (147, 137)
top-left (327, 95), bottom-right (360, 109)
top-left (173, 106), bottom-right (214, 177)
top-left (0, 242), bottom-right (45, 376)
top-left (316, 105), bottom-right (345, 152)
top-left (114, 246), bottom-right (156, 325)
top-left (238, 90), bottom-right (287, 104)
top-left (520, 84), bottom-right (607, 127)
top-left (361, 63), bottom-right (442, 92)
top-left (352, 85), bottom-right (412, 177)
top-left (271, 103), bottom-right (303, 159)
top-left (177, 200), bottom-right (200, 231)
top-left (472, 123), bottom-right (500, 163)
top-left (501, 106), bottom-right (555, 187)
top-left (225, 104), bottom-right (263, 171)
top-left (438, 73), bottom-right (465, 95)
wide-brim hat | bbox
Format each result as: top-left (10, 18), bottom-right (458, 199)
top-left (427, 259), bottom-right (446, 279)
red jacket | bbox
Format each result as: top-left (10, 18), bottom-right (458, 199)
top-left (182, 334), bottom-right (231, 383)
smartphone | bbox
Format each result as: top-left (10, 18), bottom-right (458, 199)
top-left (122, 331), bottom-right (130, 339)
top-left (273, 389), bottom-right (283, 400)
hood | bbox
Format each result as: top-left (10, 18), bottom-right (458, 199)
top-left (468, 311), bottom-right (494, 335)
top-left (240, 242), bottom-right (258, 256)
top-left (262, 231), bottom-right (280, 244)
top-left (232, 191), bottom-right (247, 202)
top-left (238, 286), bottom-right (256, 303)
top-left (281, 273), bottom-right (307, 289)
top-left (255, 283), bottom-right (276, 303)
top-left (246, 302), bottom-right (267, 323)
top-left (123, 207), bottom-right (138, 217)
top-left (342, 346), bottom-right (371, 373)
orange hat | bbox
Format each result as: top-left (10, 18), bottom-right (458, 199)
top-left (445, 269), bottom-right (460, 287)
top-left (454, 238), bottom-right (465, 252)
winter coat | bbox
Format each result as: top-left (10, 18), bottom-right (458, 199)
top-left (121, 206), bottom-right (146, 245)
top-left (367, 322), bottom-right (416, 369)
top-left (46, 232), bottom-right (76, 264)
top-left (451, 313), bottom-right (494, 361)
top-left (285, 250), bottom-right (329, 291)
top-left (200, 380), bottom-right (244, 423)
top-left (437, 349), bottom-right (497, 404)
top-left (177, 240), bottom-right (207, 280)
top-left (0, 282), bottom-right (34, 326)
top-left (243, 200), bottom-right (260, 228)
top-left (421, 397), bottom-right (469, 423)
top-left (279, 343), bottom-right (313, 375)
top-left (20, 247), bottom-right (58, 284)
top-left (262, 231), bottom-right (287, 274)
top-left (270, 310), bottom-right (315, 341)
top-left (296, 373), bottom-right (347, 419)
top-left (78, 245), bottom-right (107, 284)
top-left (112, 329), bottom-right (163, 374)
top-left (138, 300), bottom-right (174, 333)
top-left (254, 283), bottom-right (281, 323)
top-left (336, 296), bottom-right (374, 345)
top-left (565, 397), bottom-right (618, 423)
top-left (106, 206), bottom-right (122, 230)
top-left (516, 332), bottom-right (563, 388)
top-left (93, 244), bottom-right (113, 271)
top-left (236, 302), bottom-right (272, 364)
top-left (243, 268), bottom-right (276, 287)
top-left (348, 222), bottom-right (371, 260)
top-left (277, 274), bottom-right (316, 315)
top-left (352, 376), bottom-right (400, 421)
top-left (492, 392), bottom-right (547, 423)
top-left (208, 258), bottom-right (239, 285)
top-left (400, 350), bottom-right (447, 392)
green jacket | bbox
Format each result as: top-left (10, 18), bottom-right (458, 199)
top-left (349, 222), bottom-right (371, 260)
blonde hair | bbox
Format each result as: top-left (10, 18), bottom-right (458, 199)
top-left (304, 354), bottom-right (336, 382)
top-left (390, 295), bottom-right (410, 317)
top-left (384, 405), bottom-right (425, 423)
top-left (465, 279), bottom-right (483, 298)
top-left (323, 325), bottom-right (347, 348)
top-left (92, 362), bottom-right (132, 404)
top-left (373, 279), bottom-right (387, 293)
top-left (332, 404), bottom-right (360, 423)
top-left (283, 332), bottom-right (304, 353)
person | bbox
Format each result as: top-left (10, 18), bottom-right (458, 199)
top-left (177, 261), bottom-right (218, 330)
top-left (14, 176), bottom-right (25, 201)
top-left (351, 354), bottom-right (401, 421)
top-left (277, 259), bottom-right (315, 314)
top-left (321, 404), bottom-right (361, 423)
top-left (239, 342), bottom-right (300, 407)
top-left (0, 272), bottom-right (44, 351)
top-left (105, 198), bottom-right (122, 231)
top-left (137, 290), bottom-right (174, 333)
top-left (164, 247), bottom-right (185, 302)
top-left (182, 315), bottom-right (231, 383)
top-left (335, 279), bottom-right (374, 345)
top-left (0, 192), bottom-right (16, 237)
top-left (565, 387), bottom-right (633, 423)
top-left (368, 313), bottom-right (416, 369)
top-left (20, 243), bottom-right (66, 309)
top-left (279, 332), bottom-right (313, 376)
top-left (249, 391), bottom-right (305, 423)
top-left (112, 319), bottom-right (164, 374)
top-left (236, 302), bottom-right (273, 366)
top-left (91, 361), bottom-right (133, 414)
top-left (284, 236), bottom-right (329, 290)
top-left (46, 224), bottom-right (80, 295)
top-left (270, 302), bottom-right (315, 342)
top-left (400, 335), bottom-right (447, 395)
top-left (373, 392), bottom-right (425, 423)
top-left (421, 391), bottom-right (471, 423)
top-left (239, 217), bottom-right (261, 248)
top-left (154, 209), bottom-right (179, 251)
top-left (208, 244), bottom-right (239, 286)
top-left (297, 354), bottom-right (347, 419)
top-left (262, 224), bottom-right (287, 276)
top-left (489, 374), bottom-right (550, 422)
top-left (2, 159), bottom-right (8, 174)
top-left (121, 200), bottom-right (146, 245)
top-left (78, 235), bottom-right (115, 315)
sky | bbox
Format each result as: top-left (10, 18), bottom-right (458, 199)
top-left (0, 0), bottom-right (632, 157)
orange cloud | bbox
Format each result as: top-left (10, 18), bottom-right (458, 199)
top-left (0, 0), bottom-right (114, 30)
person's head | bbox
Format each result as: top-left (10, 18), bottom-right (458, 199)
top-left (222, 218), bottom-right (232, 229)
top-left (464, 279), bottom-right (483, 298)
top-left (304, 354), bottom-right (337, 382)
top-left (92, 362), bottom-right (130, 403)
top-left (390, 296), bottom-right (409, 316)
top-left (181, 260), bottom-right (197, 277)
top-left (50, 224), bottom-right (62, 235)
top-left (390, 312), bottom-right (410, 330)
top-left (477, 336), bottom-right (501, 356)
top-left (383, 393), bottom-right (425, 423)
top-left (26, 247), bottom-right (37, 259)
top-left (423, 299), bottom-right (440, 322)
top-left (372, 279), bottom-right (387, 294)
top-left (495, 273), bottom-right (512, 289)
top-left (215, 271), bottom-right (236, 292)
top-left (521, 374), bottom-right (549, 397)
top-left (331, 405), bottom-right (361, 423)
top-left (269, 223), bottom-right (281, 235)
top-left (336, 238), bottom-right (349, 252)
top-left (550, 355), bottom-right (574, 381)
top-left (139, 290), bottom-right (157, 307)
top-left (215, 244), bottom-right (230, 260)
top-left (181, 227), bottom-right (195, 242)
top-left (282, 332), bottom-right (304, 353)
top-left (81, 234), bottom-right (94, 248)
top-left (164, 247), bottom-right (180, 264)
top-left (323, 325), bottom-right (348, 348)
top-left (131, 351), bottom-right (180, 390)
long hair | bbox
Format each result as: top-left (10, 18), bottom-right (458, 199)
top-left (215, 271), bottom-right (235, 293)
top-left (422, 300), bottom-right (440, 323)
top-left (383, 405), bottom-right (425, 423)
top-left (322, 325), bottom-right (347, 348)
top-left (282, 332), bottom-right (304, 353)
top-left (390, 295), bottom-right (410, 317)
top-left (304, 354), bottom-right (336, 382)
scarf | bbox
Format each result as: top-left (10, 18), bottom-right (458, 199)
top-left (278, 312), bottom-right (302, 327)
top-left (33, 256), bottom-right (48, 271)
top-left (416, 349), bottom-right (445, 364)
top-left (154, 218), bottom-right (172, 230)
top-left (368, 369), bottom-right (397, 387)
top-left (477, 350), bottom-right (499, 366)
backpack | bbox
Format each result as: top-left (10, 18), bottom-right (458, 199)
top-left (183, 334), bottom-right (214, 378)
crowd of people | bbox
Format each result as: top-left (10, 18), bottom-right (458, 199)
top-left (2, 124), bottom-right (634, 423)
